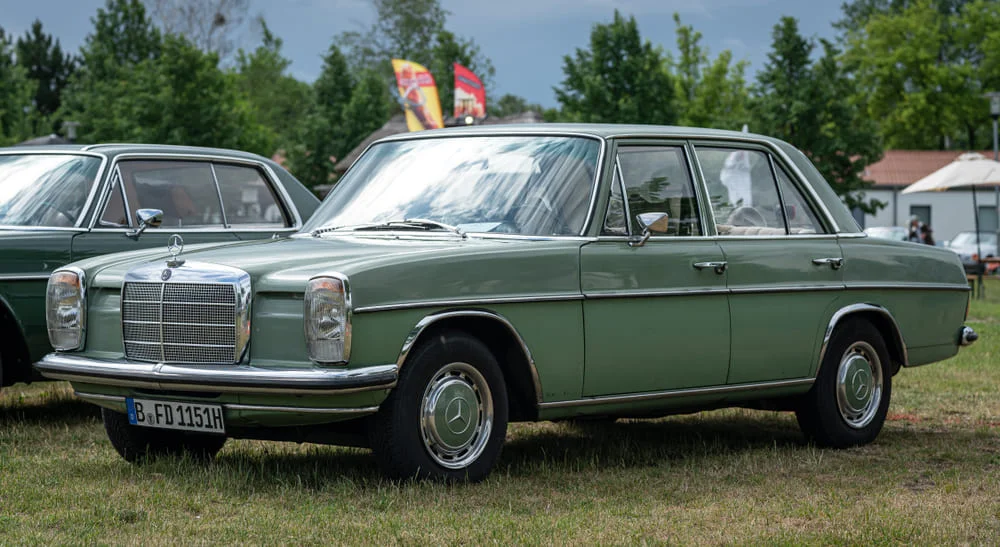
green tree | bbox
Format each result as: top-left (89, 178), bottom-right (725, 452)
top-left (754, 17), bottom-right (883, 213)
top-left (336, 0), bottom-right (494, 121)
top-left (341, 69), bottom-right (393, 155)
top-left (15, 20), bottom-right (76, 128)
top-left (60, 0), bottom-right (269, 153)
top-left (287, 44), bottom-right (355, 189)
top-left (671, 14), bottom-right (749, 129)
top-left (490, 93), bottom-right (543, 119)
top-left (233, 18), bottom-right (312, 150)
top-left (842, 0), bottom-right (995, 149)
top-left (554, 10), bottom-right (676, 125)
top-left (0, 28), bottom-right (36, 145)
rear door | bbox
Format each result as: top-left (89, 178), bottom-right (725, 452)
top-left (693, 144), bottom-right (843, 384)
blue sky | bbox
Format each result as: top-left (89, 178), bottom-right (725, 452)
top-left (3, 0), bottom-right (845, 107)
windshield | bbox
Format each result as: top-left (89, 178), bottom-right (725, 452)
top-left (0, 154), bottom-right (102, 227)
top-left (952, 232), bottom-right (998, 247)
top-left (304, 136), bottom-right (602, 237)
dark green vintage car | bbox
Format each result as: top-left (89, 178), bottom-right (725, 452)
top-left (37, 126), bottom-right (977, 481)
top-left (0, 145), bottom-right (319, 390)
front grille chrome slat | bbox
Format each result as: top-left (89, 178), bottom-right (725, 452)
top-left (122, 278), bottom-right (240, 364)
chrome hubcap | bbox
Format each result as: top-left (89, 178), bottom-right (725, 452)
top-left (836, 341), bottom-right (883, 429)
top-left (420, 362), bottom-right (493, 469)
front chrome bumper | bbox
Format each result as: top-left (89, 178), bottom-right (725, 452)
top-left (35, 353), bottom-right (397, 395)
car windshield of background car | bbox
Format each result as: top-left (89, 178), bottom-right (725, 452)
top-left (0, 154), bottom-right (102, 227)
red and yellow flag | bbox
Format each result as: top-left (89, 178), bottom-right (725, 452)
top-left (453, 63), bottom-right (486, 120)
top-left (392, 59), bottom-right (444, 131)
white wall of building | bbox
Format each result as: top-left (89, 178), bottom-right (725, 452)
top-left (856, 187), bottom-right (1000, 242)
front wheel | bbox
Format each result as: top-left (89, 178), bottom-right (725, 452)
top-left (102, 408), bottom-right (227, 463)
top-left (369, 331), bottom-right (508, 482)
top-left (796, 320), bottom-right (893, 448)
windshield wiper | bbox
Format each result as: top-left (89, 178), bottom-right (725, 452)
top-left (312, 218), bottom-right (466, 238)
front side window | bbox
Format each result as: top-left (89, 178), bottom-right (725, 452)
top-left (99, 171), bottom-right (128, 227)
top-left (0, 154), bottom-right (101, 227)
top-left (117, 161), bottom-right (224, 228)
top-left (305, 136), bottom-right (601, 237)
top-left (616, 146), bottom-right (702, 237)
top-left (697, 147), bottom-right (787, 236)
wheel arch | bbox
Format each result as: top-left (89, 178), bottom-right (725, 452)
top-left (395, 309), bottom-right (542, 421)
top-left (0, 293), bottom-right (33, 387)
top-left (817, 303), bottom-right (907, 376)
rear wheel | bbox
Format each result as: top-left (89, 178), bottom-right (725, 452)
top-left (369, 331), bottom-right (508, 482)
top-left (102, 408), bottom-right (227, 462)
top-left (796, 320), bottom-right (892, 448)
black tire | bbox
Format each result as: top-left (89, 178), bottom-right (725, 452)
top-left (369, 330), bottom-right (508, 482)
top-left (102, 408), bottom-right (227, 463)
top-left (796, 319), bottom-right (893, 448)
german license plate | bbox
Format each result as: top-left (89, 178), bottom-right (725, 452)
top-left (126, 397), bottom-right (225, 434)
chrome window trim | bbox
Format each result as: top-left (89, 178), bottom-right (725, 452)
top-left (305, 271), bottom-right (353, 365)
top-left (89, 152), bottom-right (302, 230)
top-left (94, 167), bottom-right (131, 228)
top-left (609, 132), bottom-right (847, 233)
top-left (766, 153), bottom-right (792, 234)
top-left (0, 149), bottom-right (109, 229)
top-left (817, 303), bottom-right (908, 374)
top-left (301, 231), bottom-right (598, 242)
top-left (396, 309), bottom-right (544, 405)
top-left (73, 391), bottom-right (381, 416)
top-left (538, 377), bottom-right (815, 409)
top-left (208, 163), bottom-right (230, 227)
top-left (320, 132), bottom-right (606, 238)
top-left (354, 293), bottom-right (585, 314)
top-left (0, 273), bottom-right (54, 281)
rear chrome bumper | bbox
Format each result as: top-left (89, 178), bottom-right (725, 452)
top-left (35, 353), bottom-right (397, 395)
top-left (960, 326), bottom-right (979, 347)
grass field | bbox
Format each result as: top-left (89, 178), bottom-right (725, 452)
top-left (2, 283), bottom-right (999, 544)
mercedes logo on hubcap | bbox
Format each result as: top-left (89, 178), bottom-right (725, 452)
top-left (445, 397), bottom-right (471, 434)
top-left (851, 370), bottom-right (869, 400)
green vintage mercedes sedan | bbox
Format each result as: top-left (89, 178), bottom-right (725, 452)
top-left (37, 125), bottom-right (977, 481)
top-left (0, 144), bottom-right (319, 391)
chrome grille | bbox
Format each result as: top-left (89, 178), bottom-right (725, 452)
top-left (122, 280), bottom-right (238, 364)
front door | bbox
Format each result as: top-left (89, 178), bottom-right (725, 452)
top-left (694, 145), bottom-right (843, 384)
top-left (581, 143), bottom-right (731, 396)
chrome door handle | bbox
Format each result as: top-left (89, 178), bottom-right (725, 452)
top-left (812, 257), bottom-right (844, 270)
top-left (693, 261), bottom-right (728, 274)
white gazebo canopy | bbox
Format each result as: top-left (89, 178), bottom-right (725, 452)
top-left (901, 152), bottom-right (1000, 194)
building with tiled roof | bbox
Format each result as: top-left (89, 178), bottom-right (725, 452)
top-left (858, 150), bottom-right (999, 242)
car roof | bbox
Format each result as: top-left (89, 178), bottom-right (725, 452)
top-left (0, 143), bottom-right (269, 162)
top-left (376, 123), bottom-right (786, 145)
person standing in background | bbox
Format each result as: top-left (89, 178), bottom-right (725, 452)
top-left (920, 224), bottom-right (935, 246)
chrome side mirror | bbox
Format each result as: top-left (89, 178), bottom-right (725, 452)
top-left (629, 212), bottom-right (669, 247)
top-left (126, 208), bottom-right (163, 241)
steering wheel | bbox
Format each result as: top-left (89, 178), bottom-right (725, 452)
top-left (727, 206), bottom-right (767, 228)
top-left (34, 200), bottom-right (77, 226)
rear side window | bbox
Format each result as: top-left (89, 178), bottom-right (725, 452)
top-left (774, 164), bottom-right (824, 234)
top-left (614, 146), bottom-right (702, 237)
top-left (214, 164), bottom-right (289, 227)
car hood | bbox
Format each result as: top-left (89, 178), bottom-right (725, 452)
top-left (85, 234), bottom-right (586, 308)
